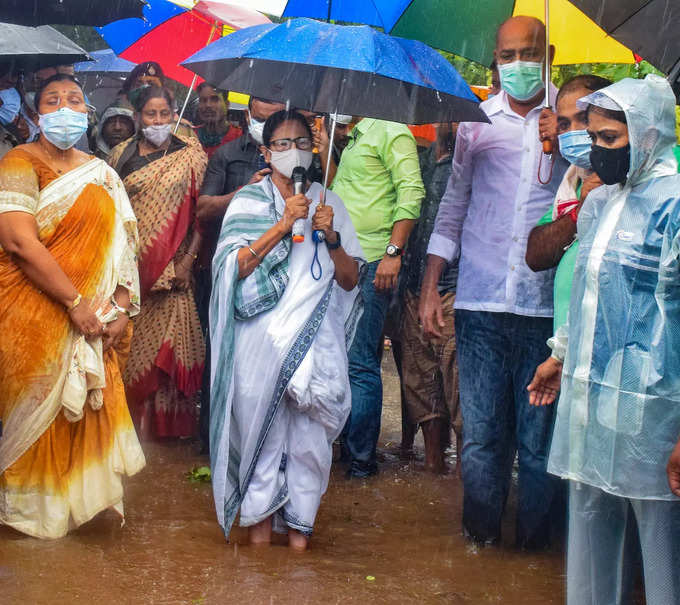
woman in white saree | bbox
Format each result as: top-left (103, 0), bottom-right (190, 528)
top-left (210, 111), bottom-right (364, 550)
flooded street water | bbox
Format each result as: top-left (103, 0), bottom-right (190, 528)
top-left (1, 356), bottom-right (566, 604)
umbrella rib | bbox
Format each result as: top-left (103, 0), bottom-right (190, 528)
top-left (606, 0), bottom-right (655, 34)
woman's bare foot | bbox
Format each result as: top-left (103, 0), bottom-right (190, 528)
top-left (288, 529), bottom-right (308, 552)
top-left (248, 517), bottom-right (272, 546)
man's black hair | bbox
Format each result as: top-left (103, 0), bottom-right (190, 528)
top-left (556, 74), bottom-right (612, 107)
top-left (197, 81), bottom-right (229, 101)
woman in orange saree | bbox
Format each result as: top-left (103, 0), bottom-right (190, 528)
top-left (0, 75), bottom-right (145, 539)
top-left (110, 86), bottom-right (207, 439)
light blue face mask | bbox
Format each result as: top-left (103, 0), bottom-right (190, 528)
top-left (0, 87), bottom-right (21, 126)
top-left (498, 60), bottom-right (545, 102)
top-left (558, 129), bottom-right (593, 169)
top-left (38, 107), bottom-right (88, 150)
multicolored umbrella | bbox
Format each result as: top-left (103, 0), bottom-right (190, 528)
top-left (97, 0), bottom-right (271, 88)
top-left (568, 0), bottom-right (680, 74)
top-left (249, 0), bottom-right (636, 67)
top-left (390, 0), bottom-right (636, 66)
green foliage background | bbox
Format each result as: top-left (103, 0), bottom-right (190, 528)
top-left (441, 49), bottom-right (664, 87)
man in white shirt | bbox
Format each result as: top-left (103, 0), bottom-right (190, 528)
top-left (420, 16), bottom-right (568, 548)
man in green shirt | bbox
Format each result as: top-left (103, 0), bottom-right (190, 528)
top-left (331, 117), bottom-right (425, 477)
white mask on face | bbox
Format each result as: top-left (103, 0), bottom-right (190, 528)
top-left (269, 148), bottom-right (313, 179)
top-left (248, 110), bottom-right (265, 144)
top-left (142, 123), bottom-right (172, 147)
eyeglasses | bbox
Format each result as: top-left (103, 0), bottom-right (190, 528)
top-left (269, 136), bottom-right (312, 152)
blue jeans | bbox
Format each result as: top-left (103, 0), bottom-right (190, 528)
top-left (343, 260), bottom-right (390, 477)
top-left (455, 310), bottom-right (558, 546)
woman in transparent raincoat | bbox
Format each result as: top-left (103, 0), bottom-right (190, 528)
top-left (528, 74), bottom-right (680, 604)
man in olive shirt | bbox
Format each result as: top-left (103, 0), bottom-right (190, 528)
top-left (331, 117), bottom-right (425, 477)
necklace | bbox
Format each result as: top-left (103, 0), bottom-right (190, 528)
top-left (38, 137), bottom-right (68, 174)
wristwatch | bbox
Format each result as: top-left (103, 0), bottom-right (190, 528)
top-left (385, 242), bottom-right (402, 257)
top-left (325, 231), bottom-right (342, 250)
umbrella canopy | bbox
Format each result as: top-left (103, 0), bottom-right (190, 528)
top-left (260, 0), bottom-right (635, 67)
top-left (0, 0), bottom-right (145, 27)
top-left (74, 49), bottom-right (136, 76)
top-left (0, 23), bottom-right (91, 71)
top-left (98, 0), bottom-right (270, 88)
top-left (390, 0), bottom-right (635, 66)
top-left (567, 0), bottom-right (680, 74)
top-left (280, 0), bottom-right (411, 28)
top-left (182, 18), bottom-right (487, 125)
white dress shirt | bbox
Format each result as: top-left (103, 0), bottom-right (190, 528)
top-left (427, 87), bottom-right (568, 317)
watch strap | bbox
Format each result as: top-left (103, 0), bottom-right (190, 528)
top-left (326, 231), bottom-right (342, 250)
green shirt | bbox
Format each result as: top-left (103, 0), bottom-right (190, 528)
top-left (537, 207), bottom-right (579, 332)
top-left (331, 118), bottom-right (425, 262)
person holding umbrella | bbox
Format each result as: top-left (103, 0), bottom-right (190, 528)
top-left (209, 110), bottom-right (363, 549)
top-left (420, 16), bottom-right (567, 548)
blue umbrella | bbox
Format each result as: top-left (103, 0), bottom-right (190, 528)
top-left (279, 0), bottom-right (411, 29)
top-left (74, 49), bottom-right (137, 75)
top-left (181, 18), bottom-right (486, 125)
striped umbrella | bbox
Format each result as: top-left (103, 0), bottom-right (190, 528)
top-left (97, 0), bottom-right (271, 88)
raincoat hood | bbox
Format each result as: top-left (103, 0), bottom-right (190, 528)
top-left (96, 102), bottom-right (135, 156)
top-left (578, 74), bottom-right (678, 187)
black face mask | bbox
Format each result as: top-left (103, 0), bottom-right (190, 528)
top-left (590, 143), bottom-right (631, 185)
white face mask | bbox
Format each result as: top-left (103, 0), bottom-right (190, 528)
top-left (269, 148), bottom-right (313, 179)
top-left (248, 111), bottom-right (265, 144)
top-left (142, 123), bottom-right (172, 147)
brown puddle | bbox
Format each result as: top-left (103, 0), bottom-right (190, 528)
top-left (1, 357), bottom-right (567, 604)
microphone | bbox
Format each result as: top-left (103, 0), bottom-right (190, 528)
top-left (291, 166), bottom-right (306, 243)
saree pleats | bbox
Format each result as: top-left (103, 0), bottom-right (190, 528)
top-left (112, 137), bottom-right (207, 439)
top-left (0, 151), bottom-right (145, 539)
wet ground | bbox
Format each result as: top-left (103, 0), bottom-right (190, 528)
top-left (1, 356), bottom-right (566, 604)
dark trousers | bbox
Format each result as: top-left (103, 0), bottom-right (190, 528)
top-left (455, 309), bottom-right (558, 547)
top-left (342, 260), bottom-right (390, 476)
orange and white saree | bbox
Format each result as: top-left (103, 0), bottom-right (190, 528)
top-left (0, 149), bottom-right (145, 539)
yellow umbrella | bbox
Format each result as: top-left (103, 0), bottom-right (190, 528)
top-left (513, 0), bottom-right (634, 65)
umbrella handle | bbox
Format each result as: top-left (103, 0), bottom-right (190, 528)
top-left (320, 114), bottom-right (337, 207)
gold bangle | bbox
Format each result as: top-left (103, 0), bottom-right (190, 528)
top-left (247, 246), bottom-right (263, 262)
top-left (184, 251), bottom-right (198, 260)
top-left (68, 293), bottom-right (82, 311)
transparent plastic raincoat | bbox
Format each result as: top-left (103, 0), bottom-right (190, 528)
top-left (548, 74), bottom-right (680, 500)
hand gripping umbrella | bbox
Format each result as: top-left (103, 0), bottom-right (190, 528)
top-left (182, 17), bottom-right (487, 207)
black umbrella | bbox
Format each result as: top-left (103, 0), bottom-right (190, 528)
top-left (568, 0), bottom-right (680, 75)
top-left (0, 23), bottom-right (91, 71)
top-left (0, 0), bottom-right (145, 27)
